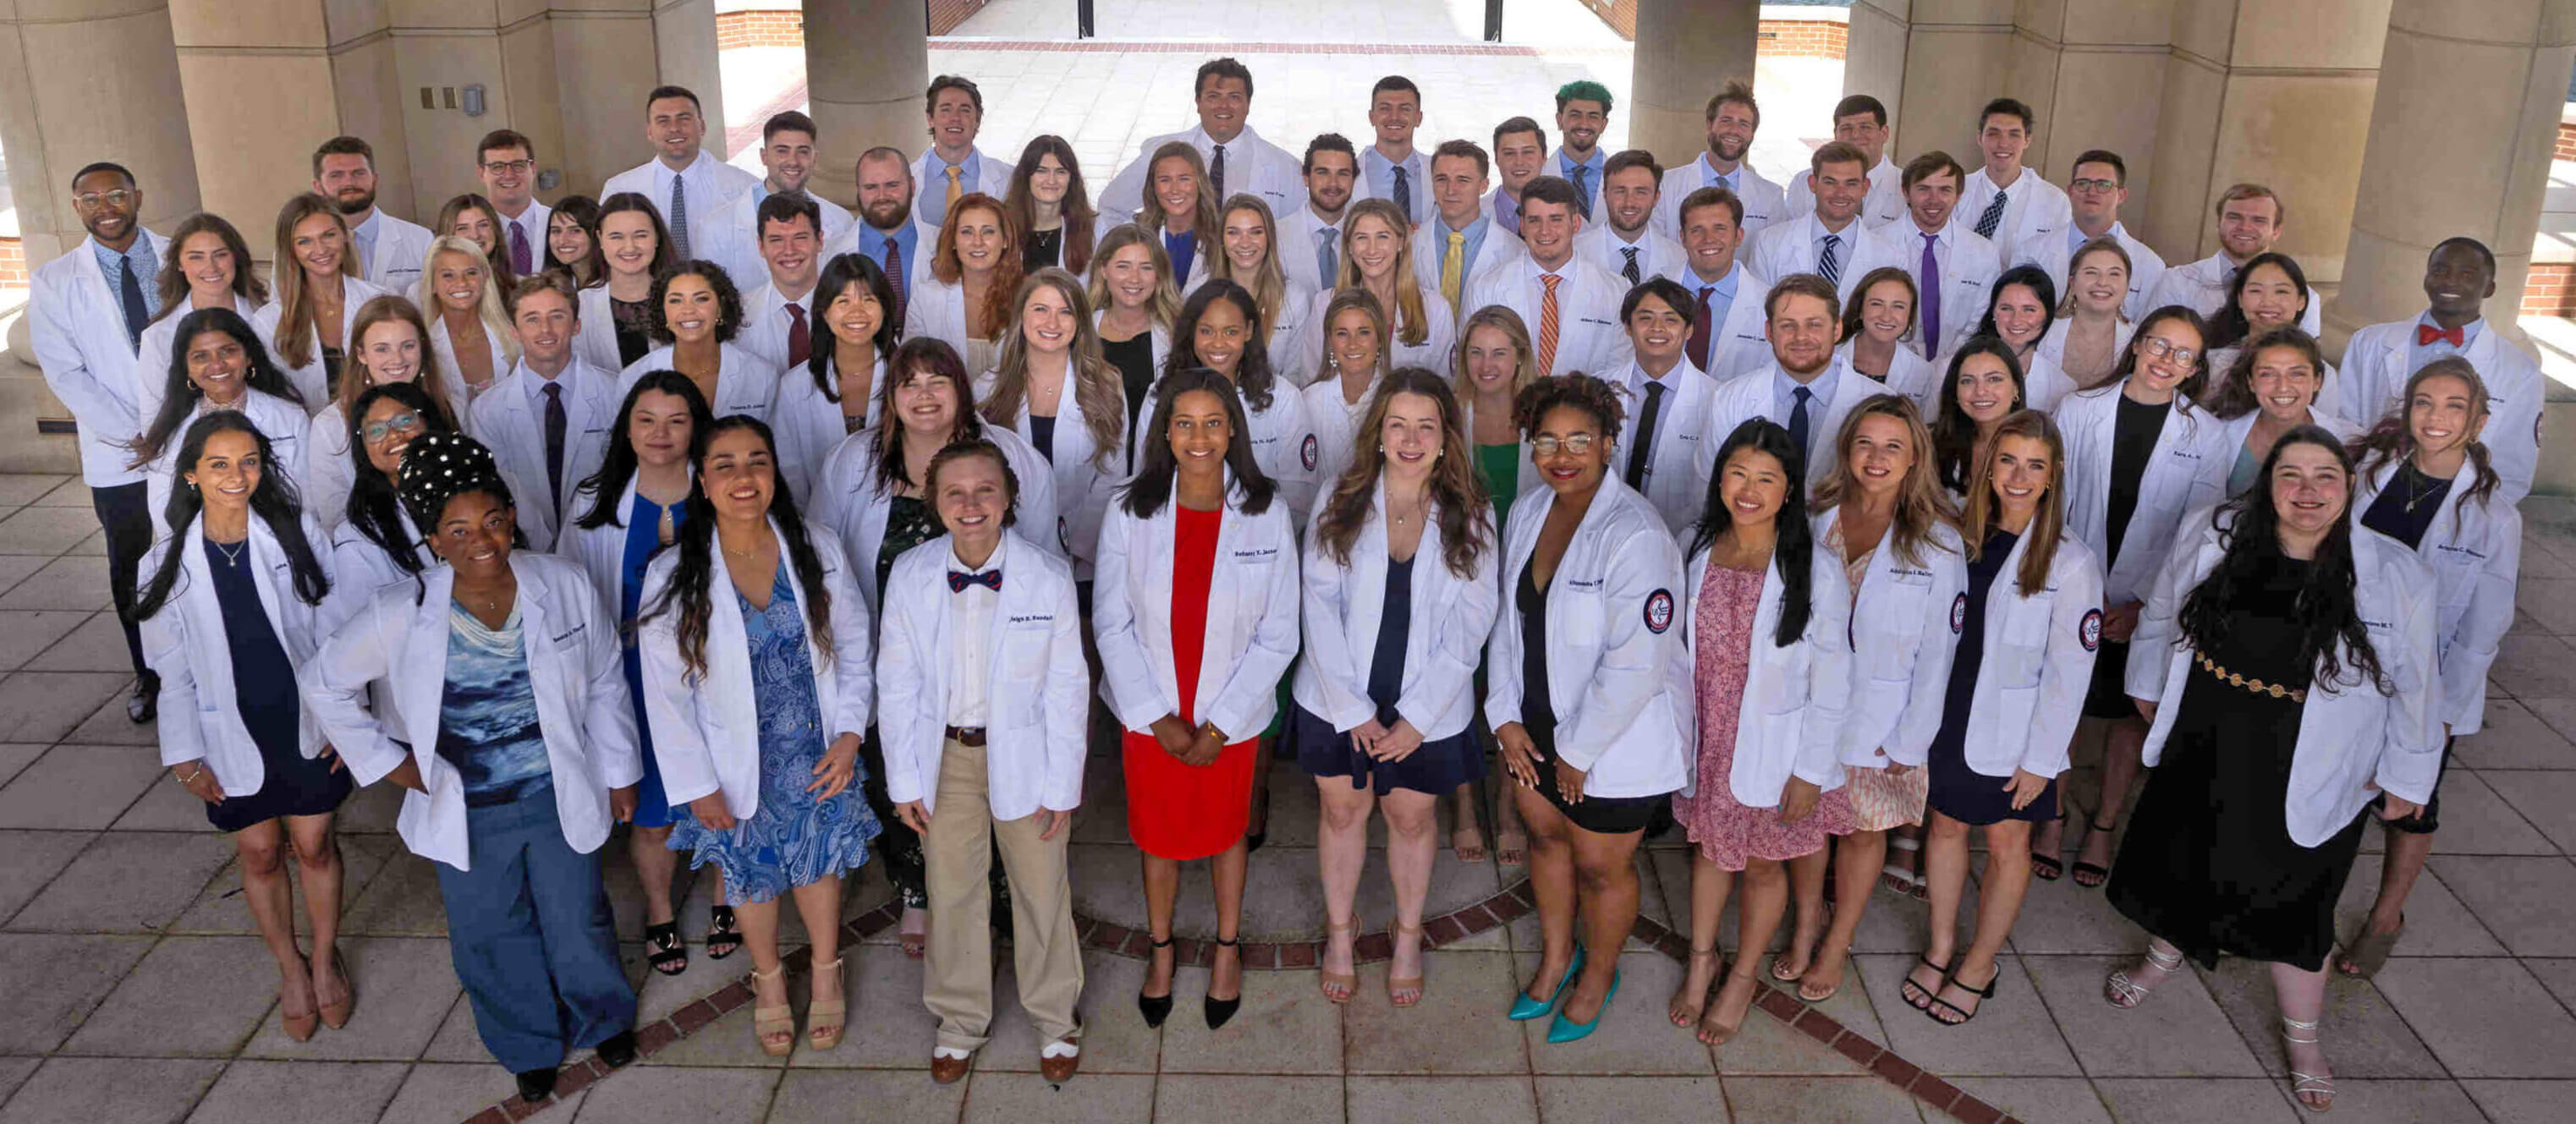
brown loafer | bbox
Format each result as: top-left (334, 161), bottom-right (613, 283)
top-left (930, 1050), bottom-right (972, 1084)
top-left (1039, 1038), bottom-right (1080, 1083)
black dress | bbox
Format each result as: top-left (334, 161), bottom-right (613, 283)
top-left (2359, 463), bottom-right (2457, 832)
top-left (2104, 549), bottom-right (2367, 971)
top-left (1927, 529), bottom-right (2060, 825)
top-left (1023, 228), bottom-right (1064, 273)
top-left (202, 538), bottom-right (352, 832)
top-left (610, 296), bottom-right (655, 368)
top-left (1294, 555), bottom-right (1485, 796)
top-left (2086, 392), bottom-right (2170, 716)
top-left (1101, 332), bottom-right (1156, 468)
top-left (1517, 560), bottom-right (1661, 834)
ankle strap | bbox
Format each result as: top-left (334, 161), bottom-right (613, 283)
top-left (2144, 943), bottom-right (2185, 970)
top-left (752, 964), bottom-right (784, 981)
top-left (1149, 935), bottom-right (1173, 948)
top-left (1213, 935), bottom-right (1239, 946)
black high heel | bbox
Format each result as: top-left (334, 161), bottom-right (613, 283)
top-left (1138, 935), bottom-right (1174, 1028)
top-left (1205, 936), bottom-right (1242, 1029)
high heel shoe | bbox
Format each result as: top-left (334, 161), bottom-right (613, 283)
top-left (1508, 943), bottom-right (1586, 1021)
top-left (1137, 936), bottom-right (1174, 1028)
top-left (317, 949), bottom-right (354, 1031)
top-left (806, 956), bottom-right (847, 1051)
top-left (750, 965), bottom-right (794, 1057)
top-left (1545, 968), bottom-right (1621, 1043)
top-left (1387, 924), bottom-right (1425, 1008)
top-left (1204, 936), bottom-right (1242, 1029)
top-left (1319, 918), bottom-right (1359, 1004)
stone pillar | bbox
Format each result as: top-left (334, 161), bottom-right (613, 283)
top-left (2142, 0), bottom-right (2390, 286)
top-left (2004, 1), bottom-right (2176, 203)
top-left (1628, 0), bottom-right (1760, 169)
top-left (1842, 1), bottom-right (2016, 158)
top-left (0, 0), bottom-right (202, 269)
top-left (2334, 0), bottom-right (2576, 341)
top-left (803, 0), bottom-right (928, 208)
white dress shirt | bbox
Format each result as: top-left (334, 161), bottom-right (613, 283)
top-left (1783, 156), bottom-right (1907, 228)
top-left (1574, 224), bottom-right (1687, 288)
top-left (1099, 123), bottom-right (1303, 224)
top-left (1458, 254), bottom-right (1632, 377)
top-left (943, 538), bottom-right (1003, 726)
top-left (1880, 217), bottom-right (2003, 359)
top-left (1958, 166), bottom-right (2072, 268)
top-left (600, 151), bottom-right (762, 263)
top-left (1743, 210), bottom-right (1908, 306)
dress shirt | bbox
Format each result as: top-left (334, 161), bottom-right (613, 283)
top-left (1774, 362), bottom-right (1843, 436)
top-left (2409, 314), bottom-right (2482, 373)
top-left (92, 238), bottom-right (163, 324)
top-left (1784, 156), bottom-right (1907, 227)
top-left (924, 149), bottom-right (983, 230)
top-left (1431, 214), bottom-right (1491, 293)
top-left (494, 200), bottom-right (552, 277)
top-left (1362, 146), bottom-right (1432, 227)
top-left (1552, 146), bottom-right (1607, 214)
top-left (946, 538), bottom-right (1005, 726)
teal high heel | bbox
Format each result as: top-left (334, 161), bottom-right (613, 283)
top-left (1508, 944), bottom-right (1588, 1021)
top-left (1545, 968), bottom-right (1622, 1044)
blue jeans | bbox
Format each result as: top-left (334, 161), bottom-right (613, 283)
top-left (432, 792), bottom-right (636, 1072)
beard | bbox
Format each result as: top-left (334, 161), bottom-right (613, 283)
top-left (865, 194), bottom-right (913, 231)
top-left (332, 188), bottom-right (377, 217)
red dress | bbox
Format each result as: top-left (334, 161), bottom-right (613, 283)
top-left (1123, 504), bottom-right (1261, 859)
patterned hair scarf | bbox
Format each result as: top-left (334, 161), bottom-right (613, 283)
top-left (396, 431), bottom-right (513, 531)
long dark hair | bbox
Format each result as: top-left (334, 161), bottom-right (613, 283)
top-left (1119, 367), bottom-right (1276, 519)
top-left (639, 416), bottom-right (839, 680)
top-left (345, 381), bottom-right (454, 576)
top-left (1687, 418), bottom-right (1815, 648)
top-left (872, 337), bottom-right (990, 493)
top-left (1973, 264), bottom-right (2057, 351)
top-left (1005, 134), bottom-right (1096, 275)
top-left (1167, 277), bottom-right (1281, 411)
top-left (2178, 425), bottom-right (2389, 696)
top-left (2349, 357), bottom-right (2502, 535)
top-left (574, 370), bottom-right (714, 530)
top-left (648, 259), bottom-right (746, 345)
top-left (149, 212), bottom-right (269, 325)
top-left (1931, 335), bottom-right (2025, 494)
top-left (2205, 251), bottom-right (2308, 350)
top-left (806, 252), bottom-right (901, 403)
top-left (2107, 304), bottom-right (2211, 410)
top-left (596, 192), bottom-right (677, 279)
top-left (136, 412), bottom-right (331, 619)
top-left (1313, 368), bottom-right (1491, 579)
top-left (130, 306), bottom-right (305, 468)
top-left (546, 194), bottom-right (607, 286)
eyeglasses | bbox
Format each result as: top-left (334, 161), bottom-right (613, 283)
top-left (1530, 434), bottom-right (1597, 457)
top-left (74, 190), bottom-right (135, 209)
top-left (2138, 337), bottom-right (2200, 365)
top-left (481, 160), bottom-right (536, 176)
top-left (2068, 178), bottom-right (2120, 194)
top-left (361, 413), bottom-right (422, 443)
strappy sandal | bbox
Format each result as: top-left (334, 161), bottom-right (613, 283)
top-left (806, 957), bottom-right (847, 1051)
top-left (705, 905), bottom-right (743, 960)
top-left (1668, 948), bottom-right (1722, 1028)
top-left (1925, 961), bottom-right (1999, 1026)
top-left (2105, 942), bottom-right (2183, 1009)
top-left (645, 921), bottom-right (689, 976)
top-left (1451, 824), bottom-right (1488, 864)
top-left (2282, 1015), bottom-right (2335, 1112)
top-left (1388, 924), bottom-right (1425, 1008)
top-left (2071, 817), bottom-right (2117, 888)
top-left (750, 965), bottom-right (794, 1056)
top-left (1882, 835), bottom-right (1926, 896)
top-left (1319, 917), bottom-right (1359, 1004)
top-left (2336, 915), bottom-right (2405, 979)
top-left (1900, 954), bottom-right (1950, 1012)
top-left (2031, 819), bottom-right (2066, 881)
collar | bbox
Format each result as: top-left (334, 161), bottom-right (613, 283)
top-left (1556, 147), bottom-right (1603, 172)
top-left (654, 151), bottom-right (709, 181)
top-left (1363, 146), bottom-right (1421, 173)
top-left (1436, 213), bottom-right (1485, 239)
top-left (1774, 359), bottom-right (1841, 403)
top-left (1978, 164), bottom-right (2026, 190)
top-left (1698, 154), bottom-right (1743, 184)
top-left (1628, 356), bottom-right (1700, 389)
top-left (1195, 123), bottom-right (1259, 151)
top-left (948, 534), bottom-right (1007, 577)
top-left (2414, 311), bottom-right (2484, 345)
top-left (1688, 260), bottom-right (1740, 293)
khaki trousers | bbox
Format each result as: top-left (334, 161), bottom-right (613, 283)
top-left (922, 737), bottom-right (1085, 1050)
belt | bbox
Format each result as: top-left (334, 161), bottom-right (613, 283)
top-left (2195, 651), bottom-right (2307, 703)
top-left (945, 726), bottom-right (987, 747)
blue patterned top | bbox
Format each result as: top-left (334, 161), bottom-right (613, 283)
top-left (436, 604), bottom-right (552, 806)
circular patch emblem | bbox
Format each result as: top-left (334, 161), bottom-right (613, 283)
top-left (1300, 434), bottom-right (1320, 472)
top-left (2079, 607), bottom-right (2103, 652)
top-left (1950, 591), bottom-right (1969, 634)
top-left (1644, 589), bottom-right (1676, 634)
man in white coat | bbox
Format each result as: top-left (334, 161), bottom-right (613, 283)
top-left (1411, 139), bottom-right (1525, 310)
top-left (1608, 277), bottom-right (1721, 533)
top-left (2020, 149), bottom-right (2166, 321)
top-left (735, 195), bottom-right (828, 374)
top-left (1655, 81), bottom-right (1786, 241)
top-left (600, 85), bottom-right (761, 265)
top-left (1671, 186), bottom-right (1771, 381)
top-left (476, 129), bottom-right (552, 278)
top-left (28, 161), bottom-right (168, 722)
top-left (313, 135), bottom-right (433, 292)
top-left (1355, 75), bottom-right (1434, 228)
top-left (1485, 116), bottom-right (1549, 238)
top-left (1461, 177), bottom-right (1634, 378)
top-left (1783, 95), bottom-right (1905, 228)
top-left (1746, 141), bottom-right (1905, 307)
top-left (2143, 183), bottom-right (2322, 335)
top-left (2338, 237), bottom-right (2546, 502)
top-left (1576, 150), bottom-right (1687, 288)
top-left (1100, 58), bottom-right (1303, 225)
top-left (1701, 274), bottom-right (1873, 491)
top-left (1887, 151), bottom-right (2002, 361)
top-left (472, 276), bottom-right (614, 552)
top-left (824, 146), bottom-right (935, 327)
top-left (1282, 134), bottom-right (1359, 294)
top-left (1956, 98), bottom-right (2073, 269)
top-left (702, 111), bottom-right (858, 292)
top-left (913, 75), bottom-right (1014, 232)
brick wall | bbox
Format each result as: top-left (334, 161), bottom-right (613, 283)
top-left (1572, 1), bottom-right (1846, 58)
top-left (925, 0), bottom-right (988, 34)
top-left (0, 238), bottom-right (24, 293)
top-left (717, 2), bottom-right (986, 43)
top-left (2557, 119), bottom-right (2576, 162)
top-left (2524, 262), bottom-right (2575, 317)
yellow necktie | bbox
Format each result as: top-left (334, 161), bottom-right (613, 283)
top-left (1441, 232), bottom-right (1465, 307)
top-left (945, 165), bottom-right (964, 211)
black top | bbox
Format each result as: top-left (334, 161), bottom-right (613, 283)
top-left (321, 345), bottom-right (346, 400)
top-left (1516, 560), bottom-right (1557, 734)
top-left (1030, 414), bottom-right (1058, 464)
top-left (1367, 556), bottom-right (1415, 726)
top-left (206, 536), bottom-right (298, 727)
top-left (1024, 228), bottom-right (1064, 273)
top-left (611, 296), bottom-right (656, 368)
top-left (1942, 528), bottom-right (2019, 721)
top-left (2359, 461), bottom-right (2455, 551)
top-left (876, 495), bottom-right (941, 606)
top-left (1101, 333), bottom-right (1156, 466)
top-left (2104, 393), bottom-right (2170, 573)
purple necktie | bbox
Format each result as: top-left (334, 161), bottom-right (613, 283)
top-left (1919, 232), bottom-right (1942, 360)
top-left (509, 220), bottom-right (533, 277)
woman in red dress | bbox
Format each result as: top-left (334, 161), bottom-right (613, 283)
top-left (1093, 368), bottom-right (1302, 1031)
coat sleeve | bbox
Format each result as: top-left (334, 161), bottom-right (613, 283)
top-left (303, 587), bottom-right (411, 786)
top-left (2024, 548), bottom-right (2105, 778)
top-left (27, 272), bottom-right (140, 444)
top-left (1089, 508), bottom-right (1164, 731)
top-left (1297, 511), bottom-right (1375, 732)
top-left (1396, 517), bottom-right (1502, 736)
top-left (634, 562), bottom-right (721, 808)
top-left (1553, 524), bottom-right (1685, 772)
top-left (2444, 507), bottom-right (2520, 732)
top-left (1271, 392), bottom-right (1322, 524)
top-left (135, 540), bottom-right (204, 768)
top-left (2376, 558), bottom-right (2447, 805)
top-left (872, 564), bottom-right (931, 807)
top-left (1882, 550), bottom-right (1966, 768)
top-left (2126, 517), bottom-right (2211, 702)
top-left (821, 542), bottom-right (875, 738)
top-left (1041, 570), bottom-right (1090, 812)
top-left (569, 567), bottom-right (643, 789)
top-left (1796, 549), bottom-right (1855, 787)
top-left (1206, 510), bottom-right (1304, 742)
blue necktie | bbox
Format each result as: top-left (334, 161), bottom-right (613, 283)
top-left (1788, 386), bottom-right (1814, 469)
top-left (118, 251), bottom-right (151, 350)
top-left (947, 568), bottom-right (1002, 593)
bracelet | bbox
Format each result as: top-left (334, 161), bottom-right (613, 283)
top-left (173, 765), bottom-right (204, 784)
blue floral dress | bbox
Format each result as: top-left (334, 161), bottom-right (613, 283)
top-left (668, 567), bottom-right (882, 905)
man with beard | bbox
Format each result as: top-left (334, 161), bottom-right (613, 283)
top-left (1282, 134), bottom-right (1360, 293)
top-left (1746, 142), bottom-right (1905, 305)
top-left (1785, 95), bottom-right (1904, 227)
top-left (1958, 98), bottom-right (2073, 267)
top-left (1548, 81), bottom-right (1614, 220)
top-left (1485, 116), bottom-right (1547, 237)
top-left (2145, 182), bottom-right (2321, 334)
top-left (1892, 151), bottom-right (2002, 359)
top-left (601, 85), bottom-right (761, 263)
top-left (1575, 150), bottom-right (1685, 287)
top-left (1462, 176), bottom-right (1632, 376)
top-left (912, 75), bottom-right (1013, 231)
top-left (1409, 139), bottom-right (1524, 309)
top-left (477, 129), bottom-right (551, 277)
top-left (1356, 75), bottom-right (1432, 228)
top-left (1700, 273), bottom-right (1870, 489)
top-left (1100, 58), bottom-right (1302, 224)
top-left (2019, 150), bottom-right (2165, 320)
top-left (703, 112), bottom-right (858, 291)
top-left (1656, 81), bottom-right (1784, 240)
top-left (313, 135), bottom-right (432, 291)
top-left (829, 146), bottom-right (931, 326)
top-left (27, 162), bottom-right (168, 721)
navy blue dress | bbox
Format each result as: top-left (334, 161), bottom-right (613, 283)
top-left (1927, 529), bottom-right (2059, 825)
top-left (203, 537), bottom-right (350, 832)
top-left (1295, 555), bottom-right (1486, 796)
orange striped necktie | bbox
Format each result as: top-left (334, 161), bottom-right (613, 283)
top-left (1537, 273), bottom-right (1563, 373)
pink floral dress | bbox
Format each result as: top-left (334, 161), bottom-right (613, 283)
top-left (1831, 526), bottom-right (1930, 832)
top-left (1672, 557), bottom-right (1855, 870)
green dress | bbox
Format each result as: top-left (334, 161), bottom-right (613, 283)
top-left (1475, 442), bottom-right (1522, 534)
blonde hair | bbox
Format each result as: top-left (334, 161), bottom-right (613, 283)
top-left (1207, 195), bottom-right (1293, 338)
top-left (1961, 408), bottom-right (2069, 594)
top-left (1450, 304), bottom-right (1541, 408)
top-left (1085, 223), bottom-right (1182, 330)
top-left (1320, 287), bottom-right (1392, 387)
top-left (340, 294), bottom-right (460, 428)
top-left (269, 193), bottom-right (356, 370)
top-left (413, 235), bottom-right (522, 370)
top-left (984, 268), bottom-right (1125, 472)
top-left (1809, 393), bottom-right (1958, 567)
top-left (1334, 198), bottom-right (1430, 347)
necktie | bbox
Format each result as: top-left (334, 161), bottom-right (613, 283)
top-left (508, 220), bottom-right (532, 276)
top-left (1537, 273), bottom-right (1563, 374)
top-left (884, 235), bottom-right (907, 325)
top-left (1918, 233), bottom-right (1942, 359)
top-left (1315, 228), bottom-right (1339, 287)
top-left (1441, 231), bottom-right (1466, 306)
top-left (541, 381), bottom-right (567, 527)
top-left (1620, 246), bottom-right (1641, 287)
top-left (1568, 164), bottom-right (1592, 219)
top-left (1392, 165), bottom-right (1412, 223)
top-left (668, 175), bottom-right (691, 261)
top-left (354, 226), bottom-right (376, 280)
top-left (1788, 385), bottom-right (1814, 469)
top-left (1626, 379), bottom-right (1665, 490)
top-left (117, 251), bottom-right (151, 351)
top-left (2417, 323), bottom-right (2466, 348)
top-left (1688, 286), bottom-right (1716, 371)
top-left (947, 567), bottom-right (1002, 592)
top-left (1973, 189), bottom-right (2008, 239)
top-left (1819, 233), bottom-right (1843, 288)
top-left (1210, 144), bottom-right (1228, 203)
top-left (786, 303), bottom-right (811, 367)
top-left (945, 165), bottom-right (964, 214)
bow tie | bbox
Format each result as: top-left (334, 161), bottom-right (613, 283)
top-left (947, 568), bottom-right (1002, 593)
top-left (2416, 323), bottom-right (2465, 348)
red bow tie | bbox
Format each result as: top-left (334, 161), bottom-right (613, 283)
top-left (2416, 323), bottom-right (2464, 348)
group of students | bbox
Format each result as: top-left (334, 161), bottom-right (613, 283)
top-left (23, 57), bottom-right (2538, 1112)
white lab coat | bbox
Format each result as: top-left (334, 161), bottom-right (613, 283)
top-left (1093, 473), bottom-right (1303, 740)
top-left (1819, 509), bottom-right (1967, 770)
top-left (136, 294), bottom-right (268, 427)
top-left (140, 512), bottom-right (335, 791)
top-left (29, 232), bottom-right (168, 485)
top-left (317, 509), bottom-right (435, 737)
top-left (699, 189), bottom-right (858, 295)
top-left (2127, 511), bottom-right (2441, 846)
top-left (304, 376), bottom-right (476, 533)
top-left (1607, 359), bottom-right (1722, 535)
top-left (771, 356), bottom-right (882, 505)
top-left (1783, 156), bottom-right (1907, 228)
top-left (252, 275), bottom-right (390, 413)
top-left (2019, 222), bottom-right (2167, 323)
top-left (875, 531), bottom-right (1089, 818)
top-left (1837, 338), bottom-right (1940, 408)
top-left (1958, 167), bottom-right (2073, 269)
top-left (574, 283), bottom-right (632, 376)
top-left (2054, 384), bottom-right (2233, 606)
top-left (2143, 252), bottom-right (2323, 337)
top-left (971, 365), bottom-right (1131, 578)
top-left (616, 343), bottom-right (783, 424)
top-left (1700, 360), bottom-right (1876, 491)
top-left (1680, 539), bottom-right (1853, 802)
top-left (1655, 157), bottom-right (1788, 241)
top-left (1097, 124), bottom-right (1303, 225)
top-left (468, 358), bottom-right (618, 552)
top-left (2355, 462), bottom-right (2520, 736)
top-left (1300, 369), bottom-right (1383, 502)
top-left (305, 553), bottom-right (640, 870)
top-left (1743, 211), bottom-right (1909, 309)
top-left (1292, 482), bottom-right (1501, 740)
top-left (901, 274), bottom-right (994, 363)
top-left (427, 315), bottom-right (513, 412)
top-left (600, 151), bottom-right (763, 262)
top-left (1951, 528), bottom-right (2104, 779)
top-left (1289, 284), bottom-right (1457, 387)
top-left (144, 391), bottom-right (310, 537)
top-left (2032, 315), bottom-right (2136, 395)
top-left (1574, 225), bottom-right (1686, 288)
top-left (807, 423), bottom-right (1058, 617)
top-left (1484, 479), bottom-right (1691, 798)
top-left (1876, 217), bottom-right (2002, 359)
top-left (911, 148), bottom-right (1018, 232)
top-left (1129, 371), bottom-right (1321, 522)
top-left (2335, 315), bottom-right (2544, 502)
top-left (1410, 217), bottom-right (1529, 310)
top-left (554, 470), bottom-right (689, 633)
top-left (1672, 264), bottom-right (1774, 383)
top-left (1460, 255), bottom-right (1630, 379)
top-left (352, 210), bottom-right (435, 293)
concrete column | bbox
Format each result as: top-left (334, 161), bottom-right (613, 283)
top-left (2334, 0), bottom-right (2576, 340)
top-left (2005, 1), bottom-right (2176, 204)
top-left (0, 0), bottom-right (202, 270)
top-left (2142, 0), bottom-right (2389, 286)
top-left (1842, 0), bottom-right (2017, 158)
top-left (803, 0), bottom-right (927, 207)
top-left (1628, 0), bottom-right (1760, 170)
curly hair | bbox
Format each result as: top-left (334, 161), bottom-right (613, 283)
top-left (1512, 371), bottom-right (1627, 441)
top-left (639, 416), bottom-right (840, 682)
top-left (2348, 357), bottom-right (2502, 535)
top-left (647, 259), bottom-right (747, 345)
